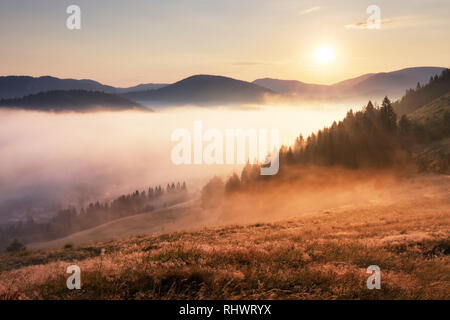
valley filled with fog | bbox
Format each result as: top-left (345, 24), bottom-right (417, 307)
top-left (0, 102), bottom-right (357, 224)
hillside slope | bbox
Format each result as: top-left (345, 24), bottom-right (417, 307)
top-left (29, 200), bottom-right (201, 250)
top-left (408, 92), bottom-right (450, 123)
top-left (393, 68), bottom-right (450, 115)
top-left (1, 174), bottom-right (448, 299)
top-left (0, 176), bottom-right (450, 299)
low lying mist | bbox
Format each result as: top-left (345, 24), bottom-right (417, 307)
top-left (219, 167), bottom-right (425, 224)
top-left (0, 102), bottom-right (354, 224)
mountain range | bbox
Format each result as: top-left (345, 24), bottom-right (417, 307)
top-left (0, 67), bottom-right (446, 108)
top-left (253, 67), bottom-right (446, 100)
top-left (0, 76), bottom-right (168, 99)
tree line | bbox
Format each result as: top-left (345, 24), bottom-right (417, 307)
top-left (393, 68), bottom-right (450, 115)
top-left (0, 182), bottom-right (187, 251)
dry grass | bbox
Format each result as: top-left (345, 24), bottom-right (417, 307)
top-left (1, 182), bottom-right (449, 300)
top-left (28, 200), bottom-right (201, 250)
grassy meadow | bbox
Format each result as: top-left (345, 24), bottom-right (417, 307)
top-left (1, 174), bottom-right (448, 300)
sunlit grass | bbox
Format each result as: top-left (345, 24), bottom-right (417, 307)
top-left (0, 188), bottom-right (448, 300)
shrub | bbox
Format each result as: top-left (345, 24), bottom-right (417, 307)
top-left (6, 239), bottom-right (26, 253)
top-left (64, 243), bottom-right (74, 249)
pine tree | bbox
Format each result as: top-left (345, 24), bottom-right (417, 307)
top-left (380, 96), bottom-right (397, 132)
top-left (225, 173), bottom-right (241, 193)
top-left (6, 239), bottom-right (26, 252)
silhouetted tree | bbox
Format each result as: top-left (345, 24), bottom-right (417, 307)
top-left (6, 239), bottom-right (26, 252)
top-left (225, 173), bottom-right (241, 193)
top-left (380, 96), bottom-right (397, 132)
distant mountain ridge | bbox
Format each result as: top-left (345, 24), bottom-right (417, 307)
top-left (253, 67), bottom-right (446, 100)
top-left (0, 67), bottom-right (446, 106)
top-left (0, 90), bottom-right (149, 112)
top-left (123, 75), bottom-right (274, 106)
top-left (0, 76), bottom-right (168, 99)
top-left (115, 83), bottom-right (168, 94)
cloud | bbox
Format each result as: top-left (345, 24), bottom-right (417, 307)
top-left (345, 16), bottom-right (426, 30)
top-left (345, 21), bottom-right (369, 29)
top-left (345, 19), bottom-right (388, 30)
top-left (299, 6), bottom-right (321, 16)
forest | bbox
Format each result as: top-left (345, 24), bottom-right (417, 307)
top-left (0, 182), bottom-right (187, 251)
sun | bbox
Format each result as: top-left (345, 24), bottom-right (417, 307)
top-left (314, 46), bottom-right (335, 64)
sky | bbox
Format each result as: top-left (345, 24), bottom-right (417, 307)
top-left (0, 0), bottom-right (449, 87)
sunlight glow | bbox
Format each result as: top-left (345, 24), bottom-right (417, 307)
top-left (314, 46), bottom-right (335, 64)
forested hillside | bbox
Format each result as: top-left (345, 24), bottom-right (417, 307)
top-left (0, 182), bottom-right (188, 251)
top-left (393, 68), bottom-right (450, 115)
top-left (220, 70), bottom-right (450, 193)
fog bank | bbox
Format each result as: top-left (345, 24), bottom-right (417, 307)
top-left (0, 102), bottom-right (353, 223)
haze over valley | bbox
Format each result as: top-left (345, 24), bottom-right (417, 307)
top-left (0, 0), bottom-right (449, 301)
